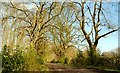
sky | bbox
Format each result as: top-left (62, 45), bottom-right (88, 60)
top-left (79, 2), bottom-right (119, 53)
top-left (0, 1), bottom-right (119, 53)
top-left (97, 2), bottom-right (119, 52)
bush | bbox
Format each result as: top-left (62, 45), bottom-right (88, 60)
top-left (23, 47), bottom-right (47, 71)
top-left (57, 57), bottom-right (68, 64)
top-left (2, 45), bottom-right (48, 71)
top-left (2, 45), bottom-right (25, 71)
top-left (70, 50), bottom-right (87, 67)
top-left (50, 60), bottom-right (56, 63)
top-left (94, 55), bottom-right (120, 70)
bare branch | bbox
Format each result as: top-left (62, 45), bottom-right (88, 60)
top-left (10, 2), bottom-right (34, 17)
top-left (9, 16), bottom-right (32, 25)
top-left (87, 5), bottom-right (92, 17)
top-left (98, 27), bottom-right (120, 40)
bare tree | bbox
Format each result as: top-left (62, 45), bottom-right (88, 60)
top-left (1, 2), bottom-right (65, 54)
top-left (74, 1), bottom-right (120, 65)
top-left (48, 3), bottom-right (80, 58)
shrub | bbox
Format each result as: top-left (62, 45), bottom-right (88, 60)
top-left (50, 60), bottom-right (56, 63)
top-left (57, 57), bottom-right (68, 64)
top-left (2, 45), bottom-right (25, 71)
top-left (70, 50), bottom-right (87, 67)
top-left (23, 47), bottom-right (48, 71)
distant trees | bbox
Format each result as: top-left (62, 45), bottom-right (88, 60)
top-left (49, 3), bottom-right (80, 59)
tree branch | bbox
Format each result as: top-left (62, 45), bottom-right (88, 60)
top-left (98, 27), bottom-right (120, 40)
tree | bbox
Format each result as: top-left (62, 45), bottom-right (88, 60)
top-left (1, 2), bottom-right (65, 54)
top-left (74, 1), bottom-right (120, 65)
top-left (49, 3), bottom-right (81, 59)
top-left (1, 2), bottom-right (66, 71)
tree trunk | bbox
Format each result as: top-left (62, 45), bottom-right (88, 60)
top-left (89, 45), bottom-right (97, 66)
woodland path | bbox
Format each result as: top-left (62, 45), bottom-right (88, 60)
top-left (45, 63), bottom-right (104, 73)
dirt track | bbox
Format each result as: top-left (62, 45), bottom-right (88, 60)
top-left (45, 63), bottom-right (99, 73)
top-left (45, 63), bottom-right (120, 73)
